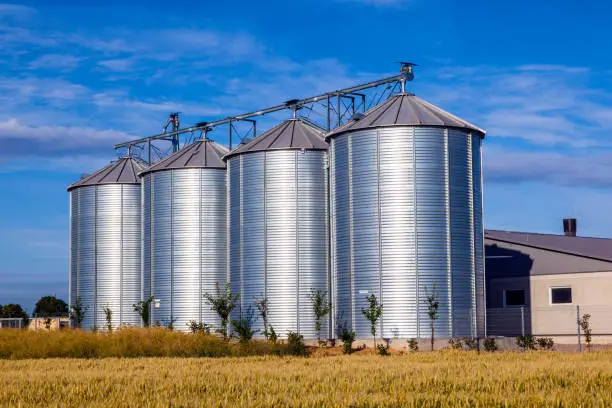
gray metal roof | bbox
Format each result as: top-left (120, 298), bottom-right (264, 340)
top-left (327, 93), bottom-right (485, 140)
top-left (485, 229), bottom-right (612, 263)
top-left (140, 139), bottom-right (228, 175)
top-left (67, 157), bottom-right (146, 191)
top-left (224, 119), bottom-right (328, 160)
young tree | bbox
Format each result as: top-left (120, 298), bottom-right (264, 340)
top-left (424, 286), bottom-right (440, 351)
top-left (579, 313), bottom-right (593, 352)
top-left (133, 297), bottom-right (154, 327)
top-left (231, 306), bottom-right (257, 344)
top-left (103, 306), bottom-right (113, 332)
top-left (70, 296), bottom-right (87, 329)
top-left (203, 282), bottom-right (240, 341)
top-left (308, 289), bottom-right (331, 344)
top-left (254, 295), bottom-right (269, 339)
top-left (361, 294), bottom-right (383, 348)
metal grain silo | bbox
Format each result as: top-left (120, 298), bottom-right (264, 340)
top-left (140, 138), bottom-right (227, 331)
top-left (328, 93), bottom-right (486, 339)
top-left (68, 157), bottom-right (145, 330)
top-left (226, 118), bottom-right (329, 339)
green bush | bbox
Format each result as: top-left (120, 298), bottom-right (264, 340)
top-left (187, 321), bottom-right (211, 334)
top-left (286, 331), bottom-right (307, 356)
top-left (337, 322), bottom-right (356, 355)
top-left (483, 337), bottom-right (498, 352)
top-left (516, 335), bottom-right (536, 350)
top-left (448, 338), bottom-right (463, 350)
top-left (536, 337), bottom-right (554, 350)
top-left (377, 344), bottom-right (389, 356)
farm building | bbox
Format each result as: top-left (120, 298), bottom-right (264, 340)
top-left (485, 219), bottom-right (612, 344)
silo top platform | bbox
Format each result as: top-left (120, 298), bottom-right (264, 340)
top-left (223, 119), bottom-right (328, 160)
top-left (67, 157), bottom-right (146, 191)
top-left (139, 139), bottom-right (228, 176)
top-left (326, 93), bottom-right (485, 140)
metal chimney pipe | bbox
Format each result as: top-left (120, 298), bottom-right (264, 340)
top-left (563, 218), bottom-right (577, 237)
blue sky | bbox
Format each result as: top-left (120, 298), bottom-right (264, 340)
top-left (1, 0), bottom-right (612, 310)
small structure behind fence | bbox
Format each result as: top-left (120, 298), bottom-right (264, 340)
top-left (487, 304), bottom-right (612, 345)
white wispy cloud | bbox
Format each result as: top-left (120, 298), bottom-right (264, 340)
top-left (484, 146), bottom-right (612, 187)
top-left (29, 54), bottom-right (82, 71)
top-left (0, 3), bottom-right (36, 17)
top-left (419, 65), bottom-right (612, 148)
top-left (0, 118), bottom-right (134, 158)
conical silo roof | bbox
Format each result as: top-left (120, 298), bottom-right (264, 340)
top-left (224, 119), bottom-right (328, 160)
top-left (67, 157), bottom-right (146, 191)
top-left (327, 93), bottom-right (485, 140)
top-left (140, 139), bottom-right (228, 176)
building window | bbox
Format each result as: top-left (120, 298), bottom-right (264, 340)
top-left (504, 289), bottom-right (525, 307)
top-left (550, 287), bottom-right (572, 304)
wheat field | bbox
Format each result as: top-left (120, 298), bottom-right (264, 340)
top-left (1, 351), bottom-right (612, 407)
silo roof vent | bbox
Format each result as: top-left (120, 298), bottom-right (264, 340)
top-left (67, 157), bottom-right (146, 191)
top-left (327, 93), bottom-right (485, 140)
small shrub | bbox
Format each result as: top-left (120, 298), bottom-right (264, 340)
top-left (103, 306), bottom-right (113, 332)
top-left (448, 338), bottom-right (463, 350)
top-left (536, 337), bottom-right (554, 350)
top-left (377, 344), bottom-right (389, 356)
top-left (407, 338), bottom-right (419, 352)
top-left (268, 326), bottom-right (278, 344)
top-left (187, 321), bottom-right (211, 334)
top-left (516, 335), bottom-right (536, 350)
top-left (579, 314), bottom-right (593, 351)
top-left (231, 307), bottom-right (257, 344)
top-left (483, 337), bottom-right (498, 352)
top-left (463, 338), bottom-right (477, 351)
top-left (132, 297), bottom-right (154, 327)
top-left (286, 331), bottom-right (307, 356)
top-left (337, 321), bottom-right (356, 355)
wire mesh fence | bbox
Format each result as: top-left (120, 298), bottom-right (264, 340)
top-left (0, 318), bottom-right (24, 329)
top-left (487, 304), bottom-right (612, 346)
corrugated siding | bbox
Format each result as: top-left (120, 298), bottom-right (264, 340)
top-left (472, 135), bottom-right (486, 336)
top-left (414, 127), bottom-right (451, 337)
top-left (228, 150), bottom-right (328, 339)
top-left (448, 129), bottom-right (475, 337)
top-left (331, 137), bottom-right (351, 330)
top-left (298, 151), bottom-right (329, 339)
top-left (121, 186), bottom-right (141, 326)
top-left (150, 171), bottom-right (172, 326)
top-left (379, 127), bottom-right (417, 338)
top-left (350, 130), bottom-right (381, 337)
top-left (70, 184), bottom-right (141, 330)
top-left (331, 126), bottom-right (481, 339)
top-left (144, 168), bottom-right (226, 331)
top-left (142, 175), bottom-right (151, 304)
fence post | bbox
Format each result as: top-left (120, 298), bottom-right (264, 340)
top-left (520, 306), bottom-right (525, 352)
top-left (576, 305), bottom-right (582, 353)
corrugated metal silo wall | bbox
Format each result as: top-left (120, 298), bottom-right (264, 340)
top-left (330, 127), bottom-right (485, 339)
top-left (228, 150), bottom-right (329, 339)
top-left (69, 184), bottom-right (141, 330)
top-left (142, 169), bottom-right (226, 332)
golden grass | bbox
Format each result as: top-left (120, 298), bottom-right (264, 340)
top-left (1, 351), bottom-right (612, 407)
top-left (0, 328), bottom-right (295, 359)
